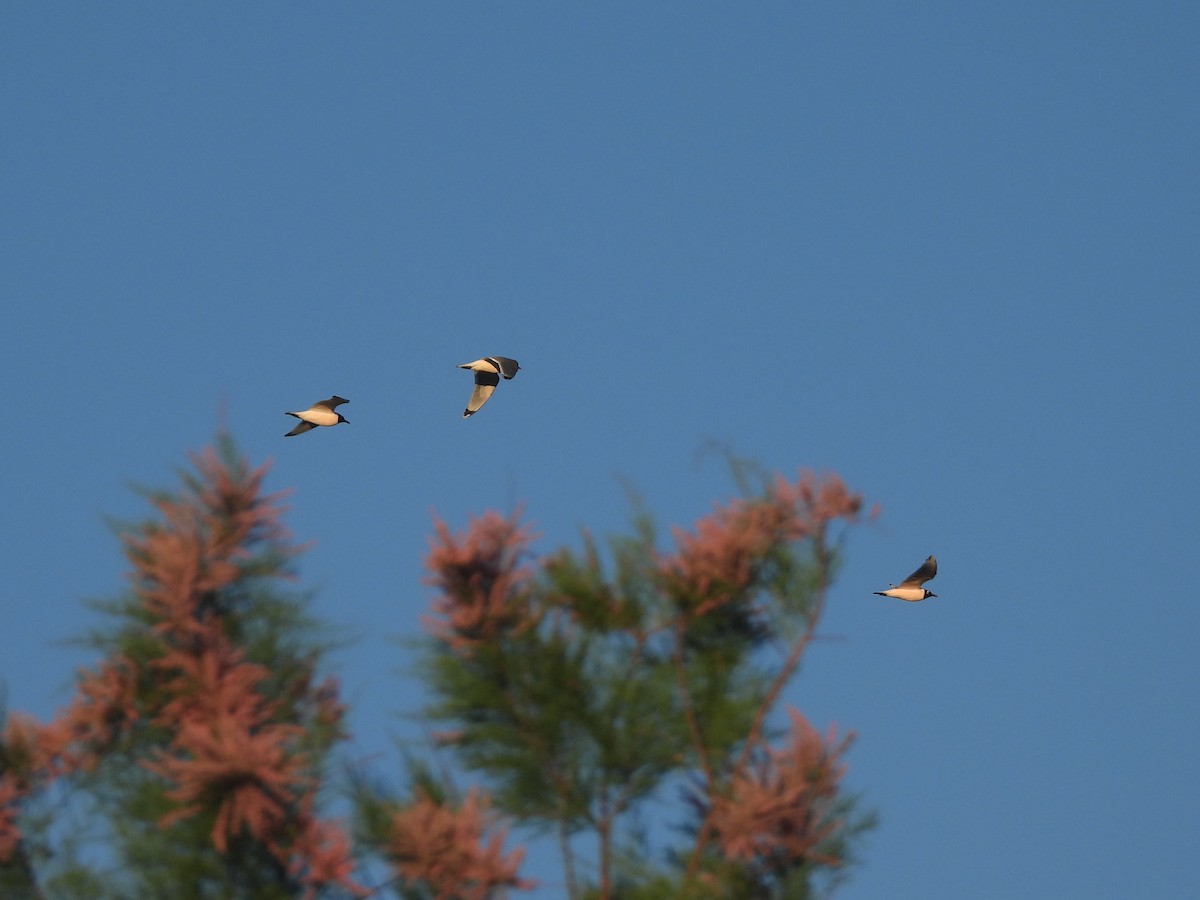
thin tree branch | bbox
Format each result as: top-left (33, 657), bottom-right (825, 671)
top-left (671, 618), bottom-right (715, 789)
top-left (597, 786), bottom-right (612, 900)
top-left (559, 820), bottom-right (579, 900)
top-left (682, 530), bottom-right (832, 887)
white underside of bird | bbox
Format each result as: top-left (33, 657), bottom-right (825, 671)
top-left (874, 586), bottom-right (930, 602)
top-left (289, 407), bottom-right (341, 427)
top-left (284, 396), bottom-right (349, 436)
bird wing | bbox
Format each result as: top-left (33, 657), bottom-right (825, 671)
top-left (464, 371), bottom-right (500, 417)
top-left (898, 555), bottom-right (937, 587)
top-left (285, 420), bottom-right (317, 437)
top-left (489, 357), bottom-right (520, 380)
top-left (314, 396), bottom-right (349, 411)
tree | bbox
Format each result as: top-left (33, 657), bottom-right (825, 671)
top-left (0, 438), bottom-right (362, 898)
top-left (377, 468), bottom-right (875, 899)
top-left (2, 439), bottom-right (874, 899)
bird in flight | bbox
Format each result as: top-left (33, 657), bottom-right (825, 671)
top-left (458, 356), bottom-right (520, 418)
top-left (873, 555), bottom-right (938, 601)
top-left (284, 396), bottom-right (350, 436)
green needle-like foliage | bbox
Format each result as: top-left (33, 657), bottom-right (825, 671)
top-left (0, 436), bottom-right (363, 898)
top-left (417, 470), bottom-right (876, 898)
top-left (2, 437), bottom-right (877, 900)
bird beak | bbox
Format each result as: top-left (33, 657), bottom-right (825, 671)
top-left (928, 592), bottom-right (938, 598)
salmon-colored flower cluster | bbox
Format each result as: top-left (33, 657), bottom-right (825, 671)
top-left (423, 510), bottom-right (539, 653)
top-left (387, 788), bottom-right (534, 900)
top-left (0, 715), bottom-right (46, 863)
top-left (777, 470), bottom-right (867, 527)
top-left (53, 656), bottom-right (142, 768)
top-left (0, 776), bottom-right (23, 862)
top-left (290, 814), bottom-right (363, 896)
top-left (2, 713), bottom-right (56, 783)
top-left (659, 470), bottom-right (865, 616)
top-left (0, 656), bottom-right (141, 862)
top-left (710, 707), bottom-right (853, 870)
top-left (121, 448), bottom-right (291, 644)
top-left (117, 450), bottom-right (362, 896)
top-left (0, 444), bottom-right (363, 894)
top-left (144, 643), bottom-right (307, 852)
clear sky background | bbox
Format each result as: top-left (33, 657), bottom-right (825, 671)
top-left (3, 3), bottom-right (1197, 897)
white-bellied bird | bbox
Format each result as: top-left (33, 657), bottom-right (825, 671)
top-left (284, 396), bottom-right (349, 436)
top-left (458, 356), bottom-right (520, 418)
top-left (873, 555), bottom-right (938, 601)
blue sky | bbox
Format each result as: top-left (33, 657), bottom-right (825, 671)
top-left (3, 3), bottom-right (1197, 897)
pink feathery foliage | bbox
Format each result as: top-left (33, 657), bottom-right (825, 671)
top-left (125, 524), bottom-right (238, 641)
top-left (0, 654), bottom-right (141, 861)
top-left (775, 470), bottom-right (869, 528)
top-left (36, 656), bottom-right (141, 774)
top-left (658, 493), bottom-right (795, 616)
top-left (185, 446), bottom-right (289, 551)
top-left (0, 775), bottom-right (24, 862)
top-left (0, 656), bottom-right (141, 861)
top-left (155, 626), bottom-right (361, 894)
top-left (146, 712), bottom-right (306, 853)
top-left (710, 707), bottom-right (854, 870)
top-left (387, 788), bottom-right (534, 900)
top-left (139, 632), bottom-right (365, 894)
top-left (658, 470), bottom-right (866, 616)
top-left (119, 453), bottom-right (307, 855)
top-left (121, 447), bottom-right (294, 645)
top-left (289, 814), bottom-right (367, 898)
top-left (151, 642), bottom-right (277, 732)
top-left (142, 640), bottom-right (313, 854)
top-left (0, 715), bottom-right (44, 863)
top-left (422, 510), bottom-right (539, 653)
top-left (123, 446), bottom-right (362, 894)
top-left (2, 713), bottom-right (57, 785)
top-left (2, 442), bottom-right (361, 892)
top-left (145, 702), bottom-right (364, 896)
top-left (143, 637), bottom-right (363, 892)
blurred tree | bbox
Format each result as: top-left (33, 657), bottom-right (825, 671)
top-left (365, 468), bottom-right (876, 900)
top-left (1, 439), bottom-right (873, 900)
top-left (0, 438), bottom-right (365, 898)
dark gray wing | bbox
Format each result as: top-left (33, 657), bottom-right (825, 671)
top-left (899, 555), bottom-right (937, 587)
top-left (488, 357), bottom-right (520, 380)
top-left (315, 396), bottom-right (349, 411)
top-left (285, 420), bottom-right (317, 437)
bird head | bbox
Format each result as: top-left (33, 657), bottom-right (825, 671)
top-left (338, 414), bottom-right (350, 424)
top-left (924, 590), bottom-right (937, 599)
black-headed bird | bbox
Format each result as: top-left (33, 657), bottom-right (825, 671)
top-left (458, 356), bottom-right (520, 418)
top-left (873, 555), bottom-right (938, 601)
top-left (284, 396), bottom-right (349, 436)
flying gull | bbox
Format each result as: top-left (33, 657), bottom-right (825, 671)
top-left (284, 396), bottom-right (350, 436)
top-left (873, 555), bottom-right (938, 601)
top-left (458, 357), bottom-right (520, 418)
